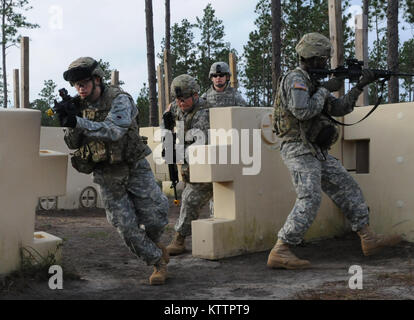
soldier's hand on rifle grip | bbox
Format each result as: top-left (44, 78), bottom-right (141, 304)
top-left (357, 69), bottom-right (378, 90)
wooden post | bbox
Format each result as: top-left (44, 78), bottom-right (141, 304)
top-left (163, 49), bottom-right (171, 106)
top-left (328, 0), bottom-right (345, 161)
top-left (328, 0), bottom-right (344, 97)
top-left (13, 69), bottom-right (20, 109)
top-left (157, 64), bottom-right (166, 125)
top-left (20, 37), bottom-right (29, 108)
top-left (229, 52), bottom-right (238, 89)
top-left (355, 14), bottom-right (369, 106)
top-left (111, 70), bottom-right (119, 86)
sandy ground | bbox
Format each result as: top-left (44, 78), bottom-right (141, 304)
top-left (0, 200), bottom-right (413, 301)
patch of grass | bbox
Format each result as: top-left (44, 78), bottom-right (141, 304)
top-left (0, 244), bottom-right (81, 294)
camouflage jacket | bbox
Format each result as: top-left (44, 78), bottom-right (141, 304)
top-left (162, 97), bottom-right (210, 149)
top-left (201, 84), bottom-right (247, 107)
top-left (64, 85), bottom-right (151, 167)
top-left (275, 66), bottom-right (363, 158)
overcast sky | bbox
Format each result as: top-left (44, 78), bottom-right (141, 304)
top-left (4, 0), bottom-right (412, 106)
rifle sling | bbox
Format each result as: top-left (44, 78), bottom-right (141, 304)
top-left (324, 79), bottom-right (386, 127)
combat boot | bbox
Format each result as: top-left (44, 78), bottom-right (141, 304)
top-left (166, 232), bottom-right (186, 256)
top-left (156, 242), bottom-right (170, 264)
top-left (357, 225), bottom-right (402, 256)
top-left (149, 258), bottom-right (168, 285)
top-left (267, 239), bottom-right (311, 270)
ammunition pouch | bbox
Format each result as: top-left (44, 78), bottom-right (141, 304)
top-left (305, 113), bottom-right (339, 150)
top-left (71, 146), bottom-right (96, 174)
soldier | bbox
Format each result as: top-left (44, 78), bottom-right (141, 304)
top-left (162, 74), bottom-right (213, 256)
top-left (59, 57), bottom-right (170, 285)
top-left (269, 33), bottom-right (402, 269)
top-left (202, 61), bottom-right (248, 216)
top-left (201, 61), bottom-right (247, 107)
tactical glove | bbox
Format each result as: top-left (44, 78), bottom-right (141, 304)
top-left (60, 113), bottom-right (77, 128)
top-left (321, 77), bottom-right (344, 92)
top-left (356, 69), bottom-right (378, 90)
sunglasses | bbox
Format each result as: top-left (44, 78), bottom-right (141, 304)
top-left (211, 73), bottom-right (226, 78)
top-left (175, 95), bottom-right (193, 102)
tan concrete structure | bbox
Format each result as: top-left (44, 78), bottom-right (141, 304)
top-left (343, 102), bottom-right (414, 242)
top-left (189, 107), bottom-right (346, 260)
top-left (40, 127), bottom-right (103, 209)
top-left (0, 109), bottom-right (67, 275)
top-left (38, 127), bottom-right (171, 210)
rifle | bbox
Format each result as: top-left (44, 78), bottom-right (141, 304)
top-left (309, 59), bottom-right (414, 126)
top-left (309, 58), bottom-right (414, 82)
top-left (162, 111), bottom-right (180, 206)
top-left (46, 88), bottom-right (83, 118)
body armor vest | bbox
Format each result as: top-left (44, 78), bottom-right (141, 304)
top-left (72, 86), bottom-right (151, 174)
top-left (204, 85), bottom-right (239, 107)
top-left (273, 68), bottom-right (338, 152)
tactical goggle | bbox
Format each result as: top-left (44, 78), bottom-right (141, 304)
top-left (63, 60), bottom-right (98, 83)
top-left (211, 73), bottom-right (227, 78)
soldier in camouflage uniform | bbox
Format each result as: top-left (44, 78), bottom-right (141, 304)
top-left (162, 74), bottom-right (213, 256)
top-left (201, 62), bottom-right (248, 216)
top-left (201, 62), bottom-right (247, 107)
top-left (59, 57), bottom-right (170, 285)
top-left (268, 33), bottom-right (402, 270)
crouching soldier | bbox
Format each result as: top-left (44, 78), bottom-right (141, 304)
top-left (162, 74), bottom-right (213, 256)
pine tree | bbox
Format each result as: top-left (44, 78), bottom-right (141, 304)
top-left (97, 59), bottom-right (125, 86)
top-left (169, 19), bottom-right (197, 78)
top-left (241, 0), bottom-right (273, 106)
top-left (136, 83), bottom-right (150, 128)
top-left (195, 3), bottom-right (231, 92)
top-left (399, 39), bottom-right (414, 102)
top-left (1, 0), bottom-right (39, 108)
top-left (30, 80), bottom-right (59, 127)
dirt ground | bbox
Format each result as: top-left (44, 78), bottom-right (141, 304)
top-left (0, 200), bottom-right (413, 301)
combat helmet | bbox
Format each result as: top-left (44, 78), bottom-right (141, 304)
top-left (295, 33), bottom-right (333, 59)
top-left (170, 74), bottom-right (200, 98)
top-left (63, 57), bottom-right (105, 83)
top-left (209, 62), bottom-right (231, 78)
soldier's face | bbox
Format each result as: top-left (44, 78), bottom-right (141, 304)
top-left (176, 93), bottom-right (198, 112)
top-left (74, 78), bottom-right (94, 99)
top-left (211, 73), bottom-right (228, 91)
top-left (74, 77), bottom-right (101, 101)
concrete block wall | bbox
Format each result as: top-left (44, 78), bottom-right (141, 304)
top-left (0, 109), bottom-right (67, 275)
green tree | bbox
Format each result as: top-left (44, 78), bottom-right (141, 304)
top-left (1, 0), bottom-right (39, 108)
top-left (97, 59), bottom-right (125, 86)
top-left (280, 0), bottom-right (353, 71)
top-left (195, 3), bottom-right (232, 92)
top-left (136, 83), bottom-right (150, 127)
top-left (30, 79), bottom-right (60, 127)
top-left (399, 39), bottom-right (414, 102)
top-left (241, 0), bottom-right (353, 106)
top-left (241, 0), bottom-right (273, 106)
top-left (169, 19), bottom-right (197, 78)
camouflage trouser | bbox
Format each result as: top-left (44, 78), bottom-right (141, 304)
top-left (175, 182), bottom-right (213, 237)
top-left (93, 158), bottom-right (169, 265)
top-left (278, 153), bottom-right (370, 245)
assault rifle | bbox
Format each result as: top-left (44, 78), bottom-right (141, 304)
top-left (162, 111), bottom-right (180, 206)
top-left (47, 88), bottom-right (83, 117)
top-left (308, 58), bottom-right (414, 82)
top-left (308, 59), bottom-right (414, 127)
